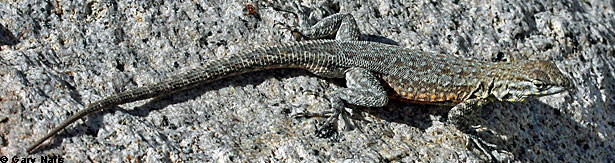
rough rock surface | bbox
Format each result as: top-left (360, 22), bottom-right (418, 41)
top-left (1, 0), bottom-right (614, 162)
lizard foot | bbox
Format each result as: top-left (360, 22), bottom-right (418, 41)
top-left (465, 134), bottom-right (497, 161)
top-left (448, 119), bottom-right (498, 161)
top-left (270, 1), bottom-right (313, 41)
top-left (272, 22), bottom-right (305, 41)
top-left (291, 90), bottom-right (370, 138)
top-left (291, 104), bottom-right (359, 138)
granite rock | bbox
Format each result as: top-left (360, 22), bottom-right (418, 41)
top-left (1, 0), bottom-right (614, 162)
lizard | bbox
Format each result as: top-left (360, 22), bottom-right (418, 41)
top-left (26, 3), bottom-right (572, 158)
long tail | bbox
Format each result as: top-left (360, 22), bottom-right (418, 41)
top-left (27, 40), bottom-right (338, 153)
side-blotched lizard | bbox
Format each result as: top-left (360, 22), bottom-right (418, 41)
top-left (26, 4), bottom-right (571, 156)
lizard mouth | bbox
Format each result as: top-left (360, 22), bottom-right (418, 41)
top-left (536, 85), bottom-right (570, 97)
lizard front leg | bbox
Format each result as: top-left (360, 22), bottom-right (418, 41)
top-left (447, 98), bottom-right (489, 126)
top-left (447, 98), bottom-right (497, 160)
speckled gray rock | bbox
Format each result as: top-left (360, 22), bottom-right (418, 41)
top-left (1, 0), bottom-right (614, 162)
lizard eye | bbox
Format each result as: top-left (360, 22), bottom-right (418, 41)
top-left (533, 80), bottom-right (545, 89)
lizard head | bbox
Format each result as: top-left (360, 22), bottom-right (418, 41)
top-left (492, 60), bottom-right (572, 102)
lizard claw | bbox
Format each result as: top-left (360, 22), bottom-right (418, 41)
top-left (314, 105), bottom-right (363, 138)
top-left (291, 110), bottom-right (334, 119)
top-left (271, 1), bottom-right (312, 41)
top-left (291, 105), bottom-right (344, 138)
top-left (269, 1), bottom-right (305, 19)
top-left (272, 22), bottom-right (305, 41)
top-left (291, 94), bottom-right (362, 138)
top-left (465, 134), bottom-right (497, 161)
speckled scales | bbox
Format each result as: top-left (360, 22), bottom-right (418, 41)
top-left (27, 10), bottom-right (571, 155)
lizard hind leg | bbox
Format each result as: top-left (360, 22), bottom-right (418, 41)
top-left (275, 1), bottom-right (361, 41)
top-left (296, 67), bottom-right (388, 137)
top-left (296, 12), bottom-right (360, 41)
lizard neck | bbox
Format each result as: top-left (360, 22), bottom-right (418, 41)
top-left (462, 62), bottom-right (515, 101)
top-left (487, 61), bottom-right (526, 101)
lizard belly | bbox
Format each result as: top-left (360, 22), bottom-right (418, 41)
top-left (379, 74), bottom-right (467, 106)
top-left (387, 91), bottom-right (460, 106)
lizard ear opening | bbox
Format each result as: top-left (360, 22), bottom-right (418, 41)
top-left (491, 87), bottom-right (509, 101)
top-left (491, 84), bottom-right (528, 102)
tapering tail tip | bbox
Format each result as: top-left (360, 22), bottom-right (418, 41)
top-left (26, 134), bottom-right (51, 154)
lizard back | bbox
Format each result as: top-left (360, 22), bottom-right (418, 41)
top-left (295, 41), bottom-right (503, 105)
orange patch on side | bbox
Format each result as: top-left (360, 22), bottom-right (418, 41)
top-left (389, 94), bottom-right (458, 105)
top-left (417, 93), bottom-right (428, 101)
top-left (394, 91), bottom-right (415, 100)
top-left (446, 93), bottom-right (462, 103)
top-left (405, 92), bottom-right (414, 99)
top-left (429, 94), bottom-right (438, 101)
top-left (445, 93), bottom-right (455, 101)
top-left (388, 91), bottom-right (462, 106)
top-left (435, 93), bottom-right (445, 101)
